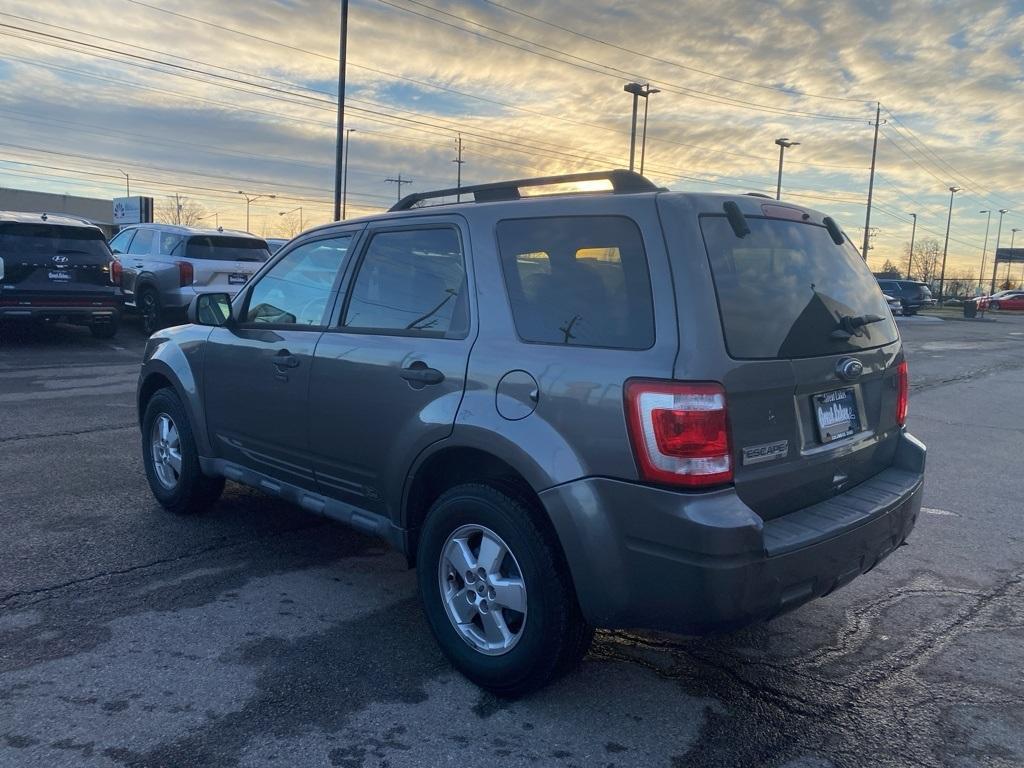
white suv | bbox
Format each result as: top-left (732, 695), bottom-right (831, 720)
top-left (109, 224), bottom-right (270, 333)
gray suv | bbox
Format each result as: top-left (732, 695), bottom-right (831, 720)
top-left (136, 171), bottom-right (925, 695)
top-left (109, 223), bottom-right (270, 333)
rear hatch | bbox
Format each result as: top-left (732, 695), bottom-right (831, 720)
top-left (180, 235), bottom-right (270, 293)
top-left (0, 222), bottom-right (118, 303)
top-left (905, 282), bottom-right (933, 304)
top-left (674, 200), bottom-right (904, 521)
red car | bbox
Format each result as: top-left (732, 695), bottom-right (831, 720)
top-left (977, 290), bottom-right (1024, 311)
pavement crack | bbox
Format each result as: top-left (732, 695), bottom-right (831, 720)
top-left (0, 423), bottom-right (137, 444)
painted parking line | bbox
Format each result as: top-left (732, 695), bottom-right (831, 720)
top-left (922, 506), bottom-right (958, 516)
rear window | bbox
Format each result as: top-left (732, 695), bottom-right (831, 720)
top-left (907, 283), bottom-right (932, 298)
top-left (180, 236), bottom-right (270, 262)
top-left (700, 215), bottom-right (898, 359)
top-left (496, 216), bottom-right (655, 349)
top-left (0, 223), bottom-right (110, 263)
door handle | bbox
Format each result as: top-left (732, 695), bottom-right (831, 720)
top-left (272, 352), bottom-right (300, 369)
top-left (400, 365), bottom-right (444, 386)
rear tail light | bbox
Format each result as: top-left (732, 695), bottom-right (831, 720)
top-left (176, 261), bottom-right (194, 287)
top-left (109, 259), bottom-right (122, 286)
top-left (624, 380), bottom-right (732, 488)
top-left (896, 360), bottom-right (909, 426)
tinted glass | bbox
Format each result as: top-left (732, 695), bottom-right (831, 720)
top-left (159, 232), bottom-right (185, 255)
top-left (0, 223), bottom-right (111, 264)
top-left (185, 236), bottom-right (270, 262)
top-left (344, 228), bottom-right (468, 337)
top-left (700, 216), bottom-right (898, 359)
top-left (496, 216), bottom-right (654, 349)
top-left (108, 229), bottom-right (134, 253)
top-left (126, 228), bottom-right (153, 255)
top-left (245, 236), bottom-right (352, 326)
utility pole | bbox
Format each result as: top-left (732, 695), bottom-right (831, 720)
top-left (906, 213), bottom-right (917, 278)
top-left (453, 134), bottom-right (465, 202)
top-left (174, 192), bottom-right (182, 225)
top-left (862, 102), bottom-right (883, 261)
top-left (342, 128), bottom-right (355, 219)
top-left (991, 209), bottom-right (1008, 294)
top-left (623, 82), bottom-right (656, 172)
top-left (638, 86), bottom-right (659, 175)
top-left (332, 0), bottom-right (349, 221)
top-left (774, 137), bottom-right (799, 200)
top-left (118, 169), bottom-right (130, 197)
top-left (979, 210), bottom-right (992, 293)
top-left (938, 185), bottom-right (960, 300)
top-left (386, 174), bottom-right (413, 202)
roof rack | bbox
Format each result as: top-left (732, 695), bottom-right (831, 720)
top-left (390, 169), bottom-right (660, 212)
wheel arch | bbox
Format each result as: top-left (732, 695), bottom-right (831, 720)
top-left (137, 341), bottom-right (213, 456)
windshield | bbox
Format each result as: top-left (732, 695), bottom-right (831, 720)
top-left (0, 223), bottom-right (111, 263)
top-left (178, 236), bottom-right (271, 262)
top-left (700, 215), bottom-right (898, 359)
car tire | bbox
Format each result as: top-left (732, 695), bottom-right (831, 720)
top-left (417, 483), bottom-right (593, 697)
top-left (991, 301), bottom-right (1001, 310)
top-left (139, 288), bottom-right (164, 335)
top-left (89, 321), bottom-right (118, 339)
top-left (142, 388), bottom-right (225, 514)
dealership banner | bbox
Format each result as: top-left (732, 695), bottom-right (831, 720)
top-left (113, 196), bottom-right (154, 225)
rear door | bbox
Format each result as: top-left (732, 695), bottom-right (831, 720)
top-left (0, 222), bottom-right (117, 301)
top-left (122, 227), bottom-right (156, 298)
top-left (181, 235), bottom-right (270, 295)
top-left (661, 196), bottom-right (903, 520)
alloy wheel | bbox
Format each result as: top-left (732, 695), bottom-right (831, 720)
top-left (150, 413), bottom-right (182, 490)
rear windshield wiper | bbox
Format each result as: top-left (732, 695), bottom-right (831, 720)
top-left (831, 313), bottom-right (884, 340)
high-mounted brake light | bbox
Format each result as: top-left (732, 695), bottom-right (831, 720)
top-left (624, 380), bottom-right (732, 488)
top-left (896, 360), bottom-right (909, 426)
top-left (176, 260), bottom-right (194, 287)
top-left (109, 259), bottom-right (122, 286)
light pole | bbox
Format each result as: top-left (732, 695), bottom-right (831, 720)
top-left (624, 82), bottom-right (657, 172)
top-left (279, 206), bottom-right (303, 233)
top-left (774, 138), bottom-right (799, 200)
top-left (237, 191), bottom-right (276, 232)
top-left (906, 213), bottom-right (917, 278)
top-left (978, 210), bottom-right (992, 294)
top-left (938, 186), bottom-right (960, 301)
top-left (333, 0), bottom-right (349, 221)
top-left (342, 128), bottom-right (355, 219)
top-left (197, 211), bottom-right (219, 228)
top-left (117, 168), bottom-right (130, 197)
top-left (1012, 229), bottom-right (1022, 286)
top-left (990, 208), bottom-right (1008, 294)
top-left (638, 86), bottom-right (659, 175)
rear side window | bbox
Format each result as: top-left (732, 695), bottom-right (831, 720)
top-left (496, 216), bottom-right (654, 349)
top-left (700, 216), bottom-right (898, 359)
top-left (185, 236), bottom-right (270, 262)
top-left (159, 232), bottom-right (185, 255)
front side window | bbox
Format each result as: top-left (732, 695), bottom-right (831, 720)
top-left (108, 229), bottom-right (134, 254)
top-left (244, 235), bottom-right (352, 326)
top-left (343, 228), bottom-right (468, 338)
top-left (496, 216), bottom-right (655, 349)
top-left (126, 228), bottom-right (153, 255)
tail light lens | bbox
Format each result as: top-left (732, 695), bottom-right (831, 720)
top-left (109, 259), bottom-right (122, 286)
top-left (896, 360), bottom-right (909, 426)
top-left (176, 260), bottom-right (194, 287)
top-left (624, 380), bottom-right (732, 488)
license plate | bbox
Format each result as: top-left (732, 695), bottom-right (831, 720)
top-left (228, 272), bottom-right (248, 285)
top-left (813, 388), bottom-right (860, 443)
top-left (48, 270), bottom-right (71, 282)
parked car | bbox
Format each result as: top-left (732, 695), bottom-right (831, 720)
top-left (109, 224), bottom-right (271, 334)
top-left (0, 211), bottom-right (122, 337)
top-left (266, 238), bottom-right (288, 253)
top-left (883, 293), bottom-right (903, 316)
top-left (977, 290), bottom-right (1024, 311)
top-left (136, 170), bottom-right (925, 695)
top-left (876, 279), bottom-right (936, 315)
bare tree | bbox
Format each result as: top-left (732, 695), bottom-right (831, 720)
top-left (155, 195), bottom-right (208, 227)
top-left (909, 238), bottom-right (941, 286)
top-left (277, 212), bottom-right (302, 238)
top-left (945, 268), bottom-right (976, 299)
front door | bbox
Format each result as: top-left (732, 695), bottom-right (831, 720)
top-left (204, 233), bottom-right (356, 490)
top-left (308, 221), bottom-right (474, 514)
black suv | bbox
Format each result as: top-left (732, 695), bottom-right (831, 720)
top-left (0, 212), bottom-right (122, 337)
top-left (876, 279), bottom-right (936, 315)
top-left (137, 171), bottom-right (925, 695)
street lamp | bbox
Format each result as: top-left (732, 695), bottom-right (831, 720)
top-left (117, 168), bottom-right (130, 197)
top-left (990, 208), bottom-right (1008, 293)
top-left (938, 186), bottom-right (960, 300)
top-left (638, 86), bottom-right (660, 175)
top-left (624, 82), bottom-right (657, 172)
top-left (197, 211), bottom-right (219, 228)
top-left (979, 210), bottom-right (992, 294)
top-left (279, 206), bottom-right (303, 232)
top-left (237, 191), bottom-right (276, 233)
top-left (774, 138), bottom-right (800, 200)
top-left (906, 213), bottom-right (917, 278)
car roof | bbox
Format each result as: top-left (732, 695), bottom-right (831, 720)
top-left (0, 210), bottom-right (103, 231)
top-left (124, 222), bottom-right (262, 239)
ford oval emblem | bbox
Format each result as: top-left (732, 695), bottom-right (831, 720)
top-left (837, 358), bottom-right (863, 381)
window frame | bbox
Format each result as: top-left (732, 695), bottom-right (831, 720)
top-left (235, 230), bottom-right (359, 331)
top-left (494, 214), bottom-right (657, 351)
top-left (333, 222), bottom-right (471, 340)
top-left (125, 227), bottom-right (154, 256)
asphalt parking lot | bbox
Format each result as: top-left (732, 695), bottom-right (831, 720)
top-left (1, 313), bottom-right (1023, 768)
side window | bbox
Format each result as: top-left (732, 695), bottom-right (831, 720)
top-left (244, 235), bottom-right (352, 326)
top-left (126, 229), bottom-right (153, 256)
top-left (108, 229), bottom-right (134, 254)
top-left (496, 216), bottom-right (655, 349)
top-left (159, 232), bottom-right (185, 255)
top-left (343, 228), bottom-right (468, 338)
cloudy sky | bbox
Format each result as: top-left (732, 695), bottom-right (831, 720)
top-left (0, 0), bottom-right (1021, 274)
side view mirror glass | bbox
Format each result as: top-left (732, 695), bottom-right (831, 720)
top-left (189, 292), bottom-right (232, 327)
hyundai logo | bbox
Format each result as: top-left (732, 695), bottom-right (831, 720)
top-left (836, 358), bottom-right (864, 381)
top-left (52, 254), bottom-right (70, 267)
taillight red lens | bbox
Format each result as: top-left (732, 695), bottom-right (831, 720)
top-left (109, 259), bottom-right (122, 286)
top-left (176, 261), bottom-right (194, 287)
top-left (896, 360), bottom-right (909, 426)
top-left (624, 380), bottom-right (732, 488)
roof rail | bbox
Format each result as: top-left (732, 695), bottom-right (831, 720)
top-left (390, 169), bottom-right (660, 212)
top-left (744, 192), bottom-right (773, 199)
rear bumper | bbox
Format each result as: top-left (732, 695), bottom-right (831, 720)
top-left (540, 431), bottom-right (925, 634)
top-left (0, 299), bottom-right (121, 323)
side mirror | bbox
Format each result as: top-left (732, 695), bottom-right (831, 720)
top-left (188, 292), bottom-right (233, 327)
top-left (111, 248), bottom-right (122, 255)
